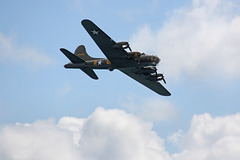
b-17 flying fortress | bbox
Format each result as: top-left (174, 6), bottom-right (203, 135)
top-left (60, 19), bottom-right (171, 96)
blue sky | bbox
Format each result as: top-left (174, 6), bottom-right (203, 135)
top-left (1, 0), bottom-right (240, 159)
top-left (0, 0), bottom-right (190, 122)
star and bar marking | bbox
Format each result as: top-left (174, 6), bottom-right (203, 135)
top-left (91, 29), bottom-right (99, 35)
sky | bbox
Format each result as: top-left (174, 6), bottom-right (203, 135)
top-left (0, 0), bottom-right (240, 159)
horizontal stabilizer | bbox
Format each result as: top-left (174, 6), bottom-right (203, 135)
top-left (80, 68), bottom-right (98, 80)
top-left (60, 48), bottom-right (84, 63)
top-left (60, 48), bottom-right (98, 80)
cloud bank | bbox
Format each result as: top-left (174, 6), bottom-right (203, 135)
top-left (1, 107), bottom-right (240, 160)
top-left (171, 113), bottom-right (240, 160)
top-left (130, 0), bottom-right (240, 79)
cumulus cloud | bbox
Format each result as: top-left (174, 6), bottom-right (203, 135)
top-left (0, 107), bottom-right (170, 160)
top-left (0, 119), bottom-right (81, 160)
top-left (74, 108), bottom-right (170, 160)
top-left (171, 113), bottom-right (240, 160)
top-left (130, 0), bottom-right (240, 79)
top-left (0, 32), bottom-right (53, 69)
top-left (0, 107), bottom-right (240, 160)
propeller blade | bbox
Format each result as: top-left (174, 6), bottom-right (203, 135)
top-left (129, 46), bottom-right (132, 52)
top-left (126, 41), bottom-right (132, 52)
top-left (162, 77), bottom-right (166, 84)
top-left (156, 73), bottom-right (166, 84)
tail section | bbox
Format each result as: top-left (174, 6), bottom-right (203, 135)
top-left (60, 48), bottom-right (85, 63)
top-left (80, 68), bottom-right (98, 80)
top-left (74, 45), bottom-right (100, 61)
top-left (60, 48), bottom-right (98, 80)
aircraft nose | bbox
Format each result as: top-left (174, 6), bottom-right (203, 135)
top-left (156, 57), bottom-right (160, 64)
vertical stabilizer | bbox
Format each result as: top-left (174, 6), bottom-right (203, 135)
top-left (74, 45), bottom-right (99, 61)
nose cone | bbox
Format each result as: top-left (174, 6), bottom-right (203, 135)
top-left (156, 57), bottom-right (160, 64)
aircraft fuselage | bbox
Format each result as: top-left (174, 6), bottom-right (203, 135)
top-left (64, 53), bottom-right (160, 70)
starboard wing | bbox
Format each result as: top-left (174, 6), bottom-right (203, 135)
top-left (119, 68), bottom-right (171, 96)
top-left (81, 19), bottom-right (130, 67)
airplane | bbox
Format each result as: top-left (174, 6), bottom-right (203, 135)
top-left (60, 19), bottom-right (171, 96)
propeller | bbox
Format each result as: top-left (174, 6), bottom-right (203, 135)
top-left (162, 75), bottom-right (166, 84)
top-left (158, 62), bottom-right (166, 84)
top-left (125, 42), bottom-right (132, 52)
top-left (114, 42), bottom-right (132, 52)
top-left (155, 72), bottom-right (167, 84)
top-left (120, 42), bottom-right (132, 52)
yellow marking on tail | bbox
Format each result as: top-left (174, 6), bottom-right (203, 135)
top-left (77, 53), bottom-right (85, 56)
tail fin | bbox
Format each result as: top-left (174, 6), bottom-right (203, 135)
top-left (74, 45), bottom-right (100, 61)
top-left (60, 48), bottom-right (98, 80)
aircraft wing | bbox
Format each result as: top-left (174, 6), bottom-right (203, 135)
top-left (81, 19), bottom-right (131, 67)
top-left (119, 68), bottom-right (171, 96)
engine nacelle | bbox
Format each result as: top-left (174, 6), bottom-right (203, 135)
top-left (143, 67), bottom-right (157, 74)
top-left (148, 73), bottom-right (164, 81)
top-left (135, 67), bottom-right (156, 75)
top-left (113, 41), bottom-right (129, 49)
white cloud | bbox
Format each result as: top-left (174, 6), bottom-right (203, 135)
top-left (0, 107), bottom-right (171, 160)
top-left (1, 107), bottom-right (240, 160)
top-left (75, 107), bottom-right (170, 160)
top-left (171, 113), bottom-right (240, 160)
top-left (168, 129), bottom-right (184, 146)
top-left (0, 119), bottom-right (81, 160)
top-left (0, 32), bottom-right (53, 69)
top-left (130, 0), bottom-right (240, 79)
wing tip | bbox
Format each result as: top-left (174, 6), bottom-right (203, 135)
top-left (159, 92), bottom-right (171, 96)
top-left (60, 48), bottom-right (66, 52)
top-left (166, 93), bottom-right (171, 96)
top-left (81, 19), bottom-right (91, 25)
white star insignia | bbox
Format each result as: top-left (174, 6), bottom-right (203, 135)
top-left (97, 60), bottom-right (102, 65)
top-left (91, 29), bottom-right (99, 35)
